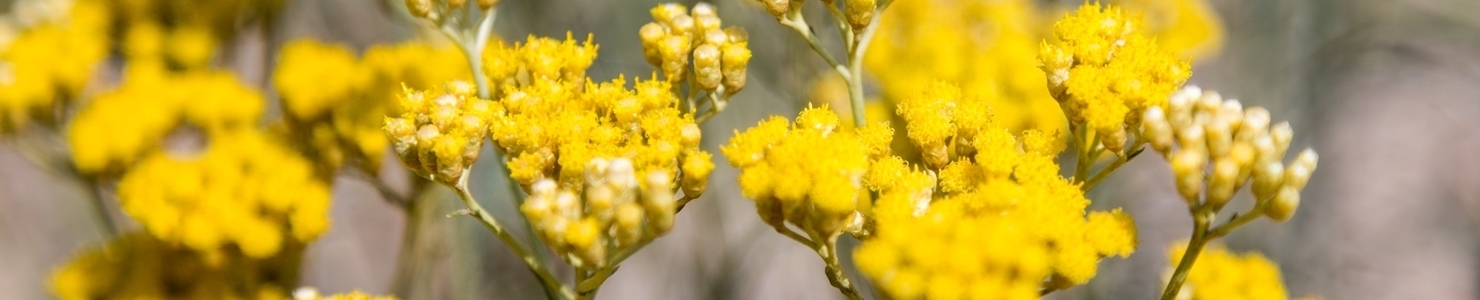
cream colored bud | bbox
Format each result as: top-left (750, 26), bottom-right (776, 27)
top-left (642, 172), bottom-right (676, 232)
top-left (405, 0), bottom-right (432, 18)
top-left (694, 44), bottom-right (722, 90)
top-left (1207, 158), bottom-right (1239, 206)
top-left (585, 157), bottom-right (610, 185)
top-left (1284, 158), bottom-right (1313, 191)
top-left (720, 43), bottom-right (750, 94)
top-left (385, 117), bottom-right (417, 153)
top-left (1230, 142), bottom-right (1257, 184)
top-left (446, 0), bottom-right (466, 9)
top-left (1196, 91), bottom-right (1223, 114)
top-left (1240, 106), bottom-right (1271, 140)
top-left (1253, 135), bottom-right (1277, 164)
top-left (1252, 162), bottom-right (1284, 200)
top-left (1265, 186), bottom-right (1300, 221)
top-left (658, 35), bottom-right (691, 82)
top-left (703, 28), bottom-right (728, 47)
top-left (1171, 148), bottom-right (1207, 203)
top-left (680, 123), bottom-right (702, 148)
top-left (1177, 125), bottom-right (1206, 154)
top-left (615, 203), bottom-right (644, 245)
top-left (521, 193), bottom-right (553, 224)
top-left (670, 15), bottom-right (696, 38)
top-left (761, 0), bottom-right (788, 17)
top-left (639, 23), bottom-right (667, 67)
top-left (587, 184), bottom-right (616, 224)
top-left (696, 15), bottom-right (722, 35)
top-left (532, 179), bottom-right (558, 197)
top-left (652, 3), bottom-right (688, 24)
top-left (1205, 118), bottom-right (1232, 158)
top-left (1270, 122), bottom-right (1293, 159)
top-left (1143, 107), bottom-right (1174, 155)
top-left (608, 158), bottom-right (637, 189)
top-left (555, 191), bottom-right (581, 219)
top-left (566, 218), bottom-right (606, 267)
top-left (692, 2), bottom-right (717, 19)
top-left (845, 0), bottom-right (876, 32)
top-left (431, 105), bottom-right (458, 130)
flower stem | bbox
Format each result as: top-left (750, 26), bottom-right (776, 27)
top-left (451, 170), bottom-right (573, 300)
top-left (818, 237), bottom-right (864, 300)
top-left (1161, 207), bottom-right (1213, 300)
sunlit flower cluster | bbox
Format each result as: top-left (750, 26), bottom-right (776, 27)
top-left (482, 33), bottom-right (598, 97)
top-left (1143, 86), bottom-right (1318, 220)
top-left (1040, 3), bottom-right (1192, 153)
top-left (51, 233), bottom-right (300, 300)
top-left (0, 0), bottom-right (108, 133)
top-left (855, 83), bottom-right (1137, 295)
top-left (1166, 243), bottom-right (1289, 300)
top-left (638, 2), bottom-right (750, 96)
top-left (118, 130), bottom-right (331, 260)
top-left (384, 81), bottom-right (493, 184)
top-left (724, 107), bottom-right (892, 239)
top-left (69, 68), bottom-right (263, 175)
top-left (276, 39), bottom-right (470, 173)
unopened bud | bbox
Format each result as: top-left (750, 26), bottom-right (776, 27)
top-left (385, 117), bottom-right (417, 154)
top-left (1284, 150), bottom-right (1316, 190)
top-left (405, 0), bottom-right (432, 18)
top-left (681, 151), bottom-right (714, 198)
top-left (1207, 158), bottom-right (1239, 206)
top-left (639, 23), bottom-right (667, 67)
top-left (642, 172), bottom-right (676, 232)
top-left (446, 0), bottom-right (466, 10)
top-left (725, 27), bottom-right (749, 44)
top-left (651, 3), bottom-right (688, 24)
top-left (1270, 122), bottom-right (1293, 159)
top-left (1239, 106), bottom-right (1270, 141)
top-left (1177, 125), bottom-right (1206, 154)
top-left (845, 0), bottom-right (876, 32)
top-left (1265, 186), bottom-right (1300, 222)
top-left (720, 43), bottom-right (750, 94)
top-left (615, 203), bottom-right (644, 245)
top-left (1252, 162), bottom-right (1284, 200)
top-left (658, 35), bottom-right (691, 82)
top-left (680, 123), bottom-right (702, 148)
top-left (1171, 148), bottom-right (1206, 204)
top-left (477, 0), bottom-right (500, 10)
top-left (761, 0), bottom-right (788, 17)
top-left (1205, 118), bottom-right (1231, 158)
top-left (694, 44), bottom-right (722, 90)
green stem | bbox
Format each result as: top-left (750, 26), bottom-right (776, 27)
top-left (843, 4), bottom-right (888, 127)
top-left (82, 177), bottom-right (117, 237)
top-left (450, 171), bottom-right (573, 300)
top-left (778, 12), bottom-right (851, 81)
top-left (1162, 206), bottom-right (1214, 300)
top-left (1081, 145), bottom-right (1138, 191)
top-left (817, 237), bottom-right (863, 300)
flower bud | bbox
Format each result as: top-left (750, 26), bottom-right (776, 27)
top-left (1270, 122), bottom-right (1293, 159)
top-left (1252, 162), bottom-right (1283, 201)
top-left (703, 28), bottom-right (729, 47)
top-left (446, 0), bottom-right (466, 9)
top-left (615, 203), bottom-right (644, 245)
top-left (406, 0), bottom-right (432, 18)
top-left (1207, 158), bottom-right (1239, 206)
top-left (681, 151), bottom-right (714, 198)
top-left (1143, 106), bottom-right (1173, 154)
top-left (642, 172), bottom-right (676, 232)
top-left (692, 2), bottom-right (717, 19)
top-left (1284, 158), bottom-right (1313, 191)
top-left (679, 123), bottom-right (702, 149)
top-left (385, 117), bottom-right (417, 155)
top-left (1204, 117), bottom-right (1231, 158)
top-left (693, 44), bottom-right (722, 90)
top-left (1239, 106), bottom-right (1270, 141)
top-left (1171, 148), bottom-right (1206, 204)
top-left (432, 135), bottom-right (466, 181)
top-left (761, 0), bottom-right (788, 17)
top-left (639, 23), bottom-right (667, 67)
top-left (1177, 125), bottom-right (1206, 154)
top-left (720, 43), bottom-right (750, 94)
top-left (477, 0), bottom-right (500, 10)
top-left (586, 184), bottom-right (615, 224)
top-left (669, 15), bottom-right (696, 39)
top-left (725, 27), bottom-right (749, 44)
top-left (845, 0), bottom-right (876, 32)
top-left (566, 217), bottom-right (605, 267)
top-left (658, 35), bottom-right (691, 82)
top-left (651, 3), bottom-right (688, 24)
top-left (1265, 185), bottom-right (1300, 222)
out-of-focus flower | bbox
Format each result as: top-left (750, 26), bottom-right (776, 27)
top-left (1166, 243), bottom-right (1289, 300)
top-left (50, 232), bottom-right (300, 300)
top-left (0, 0), bottom-right (109, 133)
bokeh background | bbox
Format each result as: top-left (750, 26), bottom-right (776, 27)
top-left (4, 0), bottom-right (1480, 299)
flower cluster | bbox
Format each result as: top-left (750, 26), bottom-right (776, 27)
top-left (894, 81), bottom-right (994, 169)
top-left (404, 0), bottom-right (499, 20)
top-left (275, 39), bottom-right (470, 173)
top-left (859, 84), bottom-right (1137, 292)
top-left (1166, 243), bottom-right (1289, 300)
top-left (482, 33), bottom-right (599, 97)
top-left (723, 107), bottom-right (892, 239)
top-left (1143, 86), bottom-right (1318, 220)
top-left (118, 129), bottom-right (331, 260)
top-left (0, 0), bottom-right (109, 133)
top-left (637, 3), bottom-right (750, 96)
top-left (384, 81), bottom-right (494, 184)
top-left (1040, 3), bottom-right (1192, 153)
top-left (69, 68), bottom-right (264, 175)
top-left (521, 157), bottom-right (678, 268)
top-left (51, 233), bottom-right (301, 300)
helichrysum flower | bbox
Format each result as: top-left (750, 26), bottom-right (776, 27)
top-left (1166, 243), bottom-right (1290, 300)
top-left (274, 39), bottom-right (366, 121)
top-left (483, 33), bottom-right (598, 96)
top-left (895, 81), bottom-right (993, 169)
top-left (1041, 3), bottom-right (1192, 154)
top-left (1142, 86), bottom-right (1318, 220)
top-left (51, 232), bottom-right (300, 300)
top-left (723, 106), bottom-right (893, 239)
top-left (1112, 0), bottom-right (1225, 60)
top-left (0, 0), bottom-right (109, 133)
top-left (118, 129), bottom-right (331, 260)
top-left (69, 68), bottom-right (265, 175)
top-left (384, 81), bottom-right (492, 184)
top-left (521, 158), bottom-right (680, 268)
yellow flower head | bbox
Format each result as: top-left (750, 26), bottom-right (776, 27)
top-left (50, 232), bottom-right (300, 300)
top-left (722, 106), bottom-right (873, 237)
top-left (274, 39), bottom-right (366, 121)
top-left (0, 1), bottom-right (110, 133)
top-left (1041, 3), bottom-right (1192, 153)
top-left (117, 130), bottom-right (331, 259)
top-left (1168, 243), bottom-right (1290, 300)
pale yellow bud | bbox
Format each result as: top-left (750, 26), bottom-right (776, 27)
top-left (702, 28), bottom-right (728, 47)
top-left (587, 184), bottom-right (615, 225)
top-left (432, 135), bottom-right (466, 181)
top-left (670, 15), bottom-right (696, 38)
top-left (692, 2), bottom-right (717, 19)
top-left (1252, 162), bottom-right (1284, 201)
top-left (608, 158), bottom-right (637, 189)
top-left (1240, 106), bottom-right (1270, 141)
top-left (1230, 142), bottom-right (1257, 184)
top-left (658, 35), bottom-right (691, 82)
top-left (639, 23), bottom-right (667, 67)
top-left (405, 0), bottom-right (432, 18)
top-left (1284, 158), bottom-right (1313, 191)
top-left (477, 0), bottom-right (499, 10)
top-left (1265, 186), bottom-right (1300, 222)
top-left (385, 117), bottom-right (417, 155)
top-left (1101, 126), bottom-right (1127, 154)
top-left (1207, 158), bottom-right (1239, 206)
top-left (1270, 122), bottom-right (1293, 159)
top-left (446, 0), bottom-right (466, 9)
top-left (1253, 135), bottom-right (1277, 164)
top-left (1143, 106), bottom-right (1173, 154)
top-left (566, 217), bottom-right (605, 267)
top-left (1171, 148), bottom-right (1206, 204)
top-left (615, 203), bottom-right (644, 245)
top-left (760, 0), bottom-right (788, 17)
top-left (725, 27), bottom-right (749, 44)
top-left (693, 44), bottom-right (722, 90)
top-left (680, 123), bottom-right (702, 148)
top-left (415, 125), bottom-right (441, 172)
top-left (1196, 91), bottom-right (1223, 114)
top-left (720, 43), bottom-right (750, 94)
top-left (652, 3), bottom-right (689, 24)
top-left (1177, 125), bottom-right (1206, 154)
top-left (696, 15), bottom-right (722, 35)
top-left (642, 172), bottom-right (676, 232)
top-left (1205, 117), bottom-right (1232, 158)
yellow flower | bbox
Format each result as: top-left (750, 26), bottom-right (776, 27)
top-left (723, 106), bottom-right (872, 237)
top-left (118, 130), bottom-right (331, 259)
top-left (1168, 243), bottom-right (1290, 300)
top-left (0, 1), bottom-right (110, 132)
top-left (274, 39), bottom-right (365, 121)
top-left (1110, 0), bottom-right (1225, 59)
top-left (50, 232), bottom-right (299, 300)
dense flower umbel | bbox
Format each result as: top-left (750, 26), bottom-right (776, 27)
top-left (69, 67), bottom-right (264, 175)
top-left (723, 107), bottom-right (893, 239)
top-left (51, 233), bottom-right (301, 300)
top-left (1040, 3), bottom-right (1191, 154)
top-left (858, 93), bottom-right (1138, 294)
top-left (118, 129), bottom-right (331, 260)
top-left (482, 33), bottom-right (599, 98)
top-left (0, 1), bottom-right (109, 133)
top-left (895, 81), bottom-right (994, 170)
top-left (1166, 243), bottom-right (1289, 300)
top-left (1143, 86), bottom-right (1318, 220)
top-left (638, 3), bottom-right (750, 96)
top-left (384, 81), bottom-right (493, 185)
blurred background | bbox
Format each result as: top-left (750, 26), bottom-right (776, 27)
top-left (3, 0), bottom-right (1480, 299)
